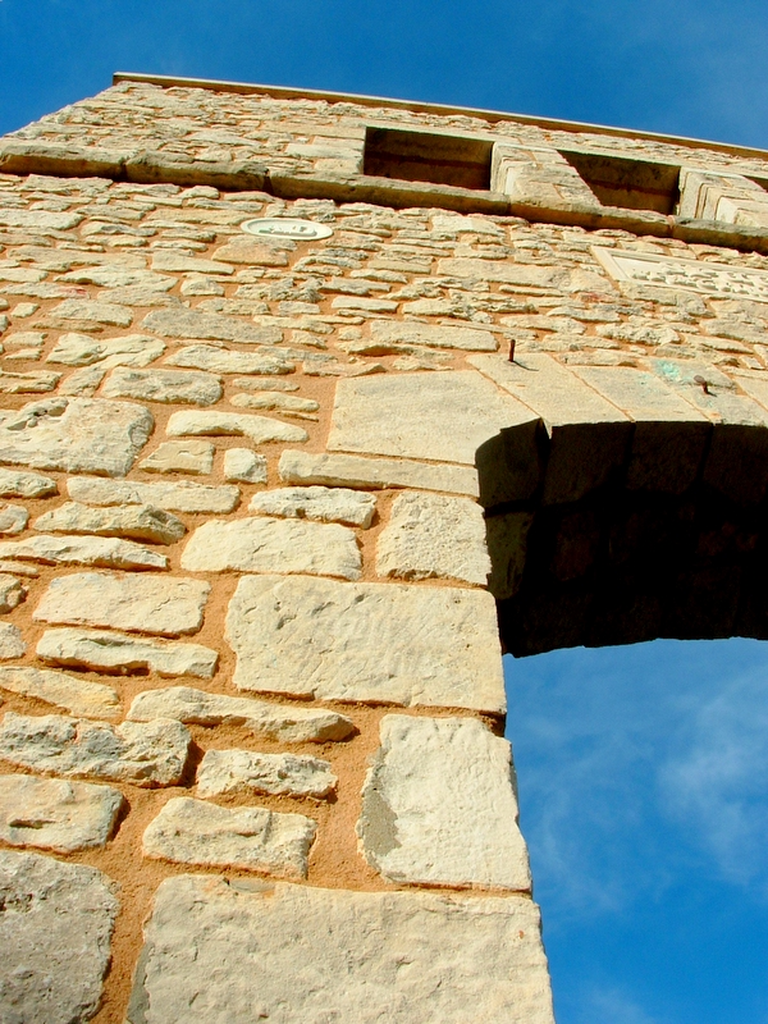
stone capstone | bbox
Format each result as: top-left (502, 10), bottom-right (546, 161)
top-left (249, 484), bottom-right (376, 527)
top-left (0, 665), bottom-right (120, 719)
top-left (33, 501), bottom-right (186, 545)
top-left (102, 367), bottom-right (223, 405)
top-left (36, 628), bottom-right (218, 679)
top-left (197, 749), bottom-right (337, 799)
top-left (67, 475), bottom-right (240, 514)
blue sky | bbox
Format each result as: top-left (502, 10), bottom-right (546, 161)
top-left (3, 2), bottom-right (768, 1021)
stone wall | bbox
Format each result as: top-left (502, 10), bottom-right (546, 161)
top-left (1, 78), bottom-right (768, 1022)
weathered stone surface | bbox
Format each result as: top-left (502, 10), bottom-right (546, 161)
top-left (231, 391), bottom-right (319, 415)
top-left (167, 409), bottom-right (308, 444)
top-left (182, 516), bottom-right (361, 579)
top-left (377, 491), bottom-right (490, 584)
top-left (278, 449), bottom-right (479, 496)
top-left (0, 369), bottom-right (61, 393)
top-left (150, 252), bottom-right (235, 275)
top-left (0, 850), bottom-right (118, 1024)
top-left (0, 504), bottom-right (29, 534)
top-left (0, 775), bottom-right (124, 853)
top-left (370, 320), bottom-right (498, 351)
top-left (127, 686), bottom-right (354, 743)
top-left (166, 344), bottom-right (294, 375)
top-left (212, 238), bottom-right (290, 265)
top-left (59, 365), bottom-right (107, 397)
top-left (33, 501), bottom-right (186, 545)
top-left (143, 306), bottom-right (282, 345)
top-left (0, 666), bottom-right (120, 719)
top-left (223, 447), bottom-right (268, 483)
top-left (47, 333), bottom-right (165, 368)
top-left (197, 749), bottom-right (337, 799)
top-left (329, 371), bottom-right (534, 465)
top-left (139, 439), bottom-right (215, 475)
top-left (142, 797), bottom-right (316, 878)
top-left (359, 715), bottom-right (530, 890)
top-left (0, 533), bottom-right (167, 570)
top-left (127, 876), bottom-right (554, 1024)
top-left (0, 713), bottom-right (191, 787)
top-left (58, 266), bottom-right (175, 291)
top-left (37, 628), bottom-right (218, 679)
top-left (0, 468), bottom-right (57, 498)
top-left (34, 572), bottom-right (210, 637)
top-left (67, 475), bottom-right (240, 514)
top-left (249, 485), bottom-right (376, 527)
top-left (226, 575), bottom-right (504, 711)
top-left (102, 367), bottom-right (222, 405)
top-left (439, 256), bottom-right (566, 289)
top-left (42, 298), bottom-right (133, 328)
top-left (0, 573), bottom-right (25, 612)
top-left (0, 623), bottom-right (26, 660)
top-left (0, 398), bottom-right (153, 477)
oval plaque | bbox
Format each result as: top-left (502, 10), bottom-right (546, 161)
top-left (241, 217), bottom-right (333, 241)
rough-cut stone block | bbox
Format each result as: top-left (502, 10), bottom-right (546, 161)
top-left (127, 686), bottom-right (354, 743)
top-left (42, 299), bottom-right (133, 328)
top-left (139, 439), bottom-right (215, 475)
top-left (370, 320), bottom-right (498, 351)
top-left (150, 252), bottom-right (235, 275)
top-left (0, 398), bottom-right (153, 477)
top-left (376, 491), bottom-right (490, 584)
top-left (67, 475), bottom-right (240, 514)
top-left (33, 502), bottom-right (185, 546)
top-left (0, 504), bottom-right (29, 534)
top-left (34, 572), bottom-right (210, 637)
top-left (438, 256), bottom-right (565, 290)
top-left (166, 344), bottom-right (295, 375)
top-left (197, 749), bottom-right (337, 799)
top-left (0, 665), bottom-right (120, 719)
top-left (181, 516), bottom-right (361, 580)
top-left (37, 628), bottom-right (218, 679)
top-left (0, 574), bottom-right (25, 612)
top-left (0, 533), bottom-right (167, 570)
top-left (0, 850), bottom-right (118, 1024)
top-left (167, 409), bottom-right (308, 444)
top-left (59, 266), bottom-right (175, 291)
top-left (143, 306), bottom-right (283, 345)
top-left (0, 713), bottom-right (191, 787)
top-left (249, 485), bottom-right (376, 527)
top-left (358, 715), bottom-right (530, 890)
top-left (328, 371), bottom-right (534, 466)
top-left (0, 468), bottom-right (57, 498)
top-left (231, 391), bottom-right (319, 415)
top-left (223, 447), bottom-right (268, 483)
top-left (279, 449), bottom-right (479, 496)
top-left (102, 367), bottom-right (222, 406)
top-left (47, 333), bottom-right (165, 368)
top-left (0, 775), bottom-right (124, 853)
top-left (226, 575), bottom-right (504, 711)
top-left (142, 797), bottom-right (316, 878)
top-left (127, 876), bottom-right (554, 1024)
top-left (0, 622), bottom-right (26, 660)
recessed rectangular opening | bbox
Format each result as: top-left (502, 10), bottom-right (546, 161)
top-left (560, 150), bottom-right (681, 215)
top-left (364, 127), bottom-right (493, 191)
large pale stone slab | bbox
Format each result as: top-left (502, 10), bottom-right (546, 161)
top-left (0, 775), bottom-right (124, 853)
top-left (0, 533), bottom-right (167, 570)
top-left (0, 397), bottom-right (153, 477)
top-left (249, 485), bottom-right (376, 527)
top-left (42, 299), bottom-right (133, 328)
top-left (127, 876), bottom-right (554, 1024)
top-left (142, 797), bottom-right (316, 878)
top-left (358, 715), bottom-right (530, 889)
top-left (0, 623), bottom-right (26, 660)
top-left (139, 439), bottom-right (215, 475)
top-left (370, 320), bottom-right (498, 351)
top-left (37, 628), bottom-right (218, 679)
top-left (182, 517), bottom-right (361, 580)
top-left (167, 409), bottom-right (308, 444)
top-left (67, 476), bottom-right (240, 514)
top-left (278, 449), bottom-right (479, 496)
top-left (328, 371), bottom-right (534, 465)
top-left (33, 501), bottom-right (186, 545)
top-left (34, 572), bottom-right (210, 637)
top-left (0, 713), bottom-right (191, 787)
top-left (127, 686), bottom-right (354, 743)
top-left (377, 491), bottom-right (490, 584)
top-left (0, 468), bottom-right (57, 498)
top-left (46, 333), bottom-right (165, 368)
top-left (166, 344), bottom-right (295, 375)
top-left (226, 575), bottom-right (504, 711)
top-left (143, 306), bottom-right (283, 345)
top-left (0, 666), bottom-right (120, 719)
top-left (197, 749), bottom-right (337, 799)
top-left (0, 850), bottom-right (118, 1024)
top-left (102, 367), bottom-right (222, 405)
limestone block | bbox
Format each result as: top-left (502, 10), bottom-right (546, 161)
top-left (67, 475), bottom-right (240, 514)
top-left (143, 306), bottom-right (282, 345)
top-left (0, 574), bottom-right (25, 612)
top-left (142, 797), bottom-right (316, 878)
top-left (0, 504), bottom-right (29, 533)
top-left (0, 533), bottom-right (167, 570)
top-left (139, 439), bottom-right (215, 475)
top-left (0, 775), bottom-right (124, 852)
top-left (376, 491), bottom-right (490, 584)
top-left (249, 485), bottom-right (376, 527)
top-left (278, 449), bottom-right (479, 496)
top-left (46, 332), bottom-right (165, 368)
top-left (166, 344), bottom-right (295, 375)
top-left (0, 850), bottom-right (118, 1024)
top-left (42, 299), bottom-right (133, 328)
top-left (197, 749), bottom-right (337, 799)
top-left (102, 367), bottom-right (223, 405)
top-left (127, 685), bottom-right (353, 742)
top-left (358, 715), bottom-right (530, 890)
top-left (182, 516), bottom-right (361, 580)
top-left (0, 623), bottom-right (26, 660)
top-left (328, 371), bottom-right (535, 466)
top-left (58, 266), bottom-right (175, 291)
top-left (59, 366), bottom-right (108, 396)
top-left (231, 391), bottom-right (319, 416)
top-left (370, 320), bottom-right (497, 351)
top-left (0, 468), bottom-right (57, 498)
top-left (0, 666), bottom-right (120, 719)
top-left (0, 207), bottom-right (84, 230)
top-left (225, 575), bottom-right (505, 712)
top-left (223, 447), bottom-right (268, 483)
top-left (212, 238), bottom-right (290, 265)
top-left (37, 627), bottom-right (218, 678)
top-left (0, 369), bottom-right (61, 393)
top-left (33, 501), bottom-right (186, 545)
top-left (0, 397), bottom-right (153, 477)
top-left (34, 572), bottom-right (210, 637)
top-left (438, 256), bottom-right (566, 289)
top-left (167, 409), bottom-right (308, 444)
top-left (127, 876), bottom-right (554, 1024)
top-left (0, 713), bottom-right (191, 787)
top-left (150, 252), bottom-right (235, 275)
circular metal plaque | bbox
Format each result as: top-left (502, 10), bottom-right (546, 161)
top-left (241, 217), bottom-right (333, 241)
